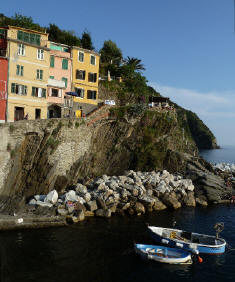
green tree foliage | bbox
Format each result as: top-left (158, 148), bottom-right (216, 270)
top-left (0, 14), bottom-right (82, 47)
top-left (0, 13), bottom-right (44, 32)
top-left (100, 40), bottom-right (123, 65)
top-left (47, 24), bottom-right (81, 46)
top-left (81, 31), bottom-right (94, 50)
top-left (123, 56), bottom-right (145, 72)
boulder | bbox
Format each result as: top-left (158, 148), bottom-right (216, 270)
top-left (28, 199), bottom-right (37, 206)
top-left (83, 192), bottom-right (91, 202)
top-left (95, 209), bottom-right (111, 218)
top-left (76, 183), bottom-right (87, 194)
top-left (134, 202), bottom-right (145, 214)
top-left (85, 200), bottom-right (98, 212)
top-left (57, 208), bottom-right (68, 216)
top-left (34, 195), bottom-right (46, 201)
top-left (196, 197), bottom-right (208, 206)
top-left (45, 190), bottom-right (58, 204)
top-left (74, 209), bottom-right (85, 221)
top-left (153, 198), bottom-right (167, 211)
top-left (162, 192), bottom-right (181, 209)
top-left (65, 190), bottom-right (79, 202)
top-left (36, 201), bottom-right (53, 208)
top-left (183, 192), bottom-right (196, 207)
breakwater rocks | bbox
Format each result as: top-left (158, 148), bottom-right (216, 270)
top-left (213, 163), bottom-right (235, 174)
top-left (28, 170), bottom-right (210, 222)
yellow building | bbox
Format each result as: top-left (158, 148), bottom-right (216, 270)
top-left (71, 46), bottom-right (100, 115)
top-left (6, 26), bottom-right (50, 121)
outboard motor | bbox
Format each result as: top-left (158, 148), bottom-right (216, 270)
top-left (214, 222), bottom-right (224, 239)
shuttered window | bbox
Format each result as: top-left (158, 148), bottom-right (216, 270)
top-left (62, 59), bottom-right (68, 70)
top-left (36, 69), bottom-right (43, 80)
top-left (50, 55), bottom-right (54, 67)
top-left (16, 65), bottom-right (24, 76)
top-left (32, 87), bottom-right (46, 98)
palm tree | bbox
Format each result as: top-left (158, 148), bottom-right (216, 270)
top-left (123, 56), bottom-right (145, 72)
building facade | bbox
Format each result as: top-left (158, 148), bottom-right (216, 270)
top-left (6, 26), bottom-right (50, 121)
top-left (0, 28), bottom-right (8, 122)
top-left (48, 42), bottom-right (72, 118)
top-left (72, 47), bottom-right (100, 115)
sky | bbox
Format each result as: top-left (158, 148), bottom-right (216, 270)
top-left (1, 0), bottom-right (235, 145)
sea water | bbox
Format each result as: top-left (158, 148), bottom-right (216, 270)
top-left (0, 206), bottom-right (235, 282)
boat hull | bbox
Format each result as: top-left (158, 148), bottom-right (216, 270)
top-left (134, 244), bottom-right (192, 264)
top-left (148, 227), bottom-right (226, 255)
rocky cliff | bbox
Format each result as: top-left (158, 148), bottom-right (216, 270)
top-left (0, 105), bottom-right (203, 212)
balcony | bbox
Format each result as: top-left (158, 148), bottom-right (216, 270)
top-left (48, 78), bottom-right (65, 88)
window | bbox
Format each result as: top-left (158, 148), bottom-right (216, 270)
top-left (49, 76), bottom-right (54, 79)
top-left (75, 88), bottom-right (84, 98)
top-left (51, 88), bottom-right (59, 97)
top-left (16, 65), bottom-right (24, 76)
top-left (76, 70), bottom-right (86, 80)
top-left (88, 72), bottom-right (97, 83)
top-left (78, 51), bottom-right (84, 62)
top-left (37, 49), bottom-right (44, 60)
top-left (17, 44), bottom-right (25, 56)
top-left (50, 55), bottom-right (54, 67)
top-left (62, 77), bottom-right (68, 88)
top-left (32, 87), bottom-right (46, 98)
top-left (11, 83), bottom-right (27, 95)
top-left (17, 30), bottom-right (40, 46)
top-left (36, 69), bottom-right (43, 80)
top-left (62, 59), bottom-right (68, 70)
top-left (90, 55), bottom-right (96, 65)
top-left (87, 90), bottom-right (97, 100)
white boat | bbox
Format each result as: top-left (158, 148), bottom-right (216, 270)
top-left (134, 243), bottom-right (193, 264)
top-left (147, 225), bottom-right (226, 254)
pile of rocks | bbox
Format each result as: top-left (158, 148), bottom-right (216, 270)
top-left (213, 163), bottom-right (235, 174)
top-left (28, 170), bottom-right (207, 222)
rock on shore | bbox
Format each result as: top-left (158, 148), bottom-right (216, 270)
top-left (28, 170), bottom-right (213, 222)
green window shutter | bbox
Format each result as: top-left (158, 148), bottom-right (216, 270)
top-left (36, 70), bottom-right (39, 79)
top-left (21, 66), bottom-right (24, 76)
top-left (50, 56), bottom-right (54, 67)
top-left (62, 77), bottom-right (67, 88)
top-left (17, 31), bottom-right (23, 40)
top-left (62, 59), bottom-right (68, 70)
top-left (16, 65), bottom-right (20, 75)
top-left (24, 86), bottom-right (27, 95)
top-left (11, 83), bottom-right (16, 93)
top-left (32, 87), bottom-right (36, 96)
top-left (40, 70), bottom-right (43, 80)
top-left (36, 35), bottom-right (40, 46)
top-left (42, 88), bottom-right (46, 98)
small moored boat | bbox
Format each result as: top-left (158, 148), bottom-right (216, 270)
top-left (147, 225), bottom-right (226, 254)
top-left (134, 243), bottom-right (193, 264)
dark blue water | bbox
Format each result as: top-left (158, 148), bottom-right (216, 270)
top-left (1, 206), bottom-right (235, 282)
top-left (200, 145), bottom-right (235, 164)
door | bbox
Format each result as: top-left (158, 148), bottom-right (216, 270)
top-left (35, 108), bottom-right (41, 119)
top-left (14, 107), bottom-right (24, 121)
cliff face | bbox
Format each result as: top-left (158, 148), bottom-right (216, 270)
top-left (0, 107), bottom-right (199, 211)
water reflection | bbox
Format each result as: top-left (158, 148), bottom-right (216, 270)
top-left (0, 206), bottom-right (235, 282)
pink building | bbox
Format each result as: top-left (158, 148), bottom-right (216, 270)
top-left (47, 42), bottom-right (72, 118)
